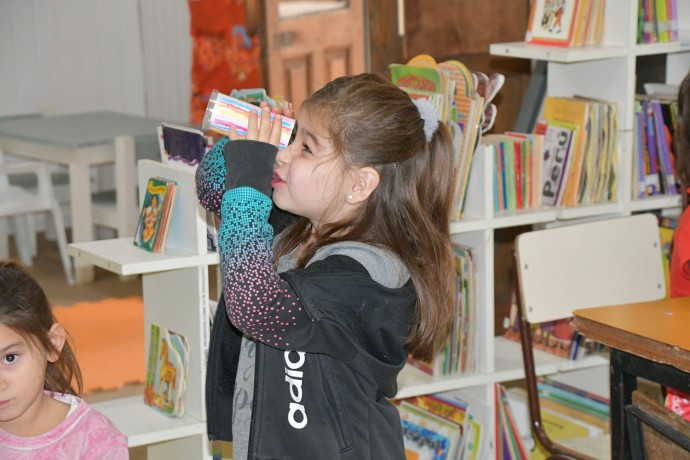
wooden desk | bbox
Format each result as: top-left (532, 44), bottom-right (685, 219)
top-left (572, 297), bottom-right (690, 460)
top-left (0, 112), bottom-right (163, 283)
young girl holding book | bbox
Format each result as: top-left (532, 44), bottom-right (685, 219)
top-left (0, 261), bottom-right (128, 459)
top-left (197, 73), bottom-right (456, 459)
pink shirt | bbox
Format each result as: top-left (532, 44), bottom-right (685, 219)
top-left (670, 206), bottom-right (690, 298)
top-left (0, 392), bottom-right (128, 459)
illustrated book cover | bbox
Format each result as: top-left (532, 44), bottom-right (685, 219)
top-left (398, 400), bottom-right (463, 460)
top-left (526, 0), bottom-right (580, 47)
top-left (144, 323), bottom-right (189, 417)
top-left (158, 123), bottom-right (212, 171)
top-left (133, 176), bottom-right (179, 253)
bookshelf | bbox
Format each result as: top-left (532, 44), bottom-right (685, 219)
top-left (68, 160), bottom-right (216, 459)
top-left (396, 0), bottom-right (690, 457)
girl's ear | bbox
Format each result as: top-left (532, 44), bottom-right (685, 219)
top-left (47, 323), bottom-right (67, 363)
top-left (347, 167), bottom-right (380, 204)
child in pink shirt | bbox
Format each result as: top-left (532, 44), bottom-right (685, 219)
top-left (0, 261), bottom-right (128, 459)
top-left (666, 72), bottom-right (690, 421)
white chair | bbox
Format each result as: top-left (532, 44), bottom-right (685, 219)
top-left (513, 213), bottom-right (667, 459)
top-left (0, 150), bottom-right (74, 285)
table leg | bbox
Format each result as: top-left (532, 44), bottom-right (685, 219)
top-left (610, 348), bottom-right (636, 460)
top-left (114, 135), bottom-right (138, 238)
top-left (68, 160), bottom-right (95, 283)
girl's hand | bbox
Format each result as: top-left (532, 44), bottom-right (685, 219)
top-left (228, 101), bottom-right (293, 147)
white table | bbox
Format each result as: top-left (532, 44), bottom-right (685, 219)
top-left (0, 112), bottom-right (163, 283)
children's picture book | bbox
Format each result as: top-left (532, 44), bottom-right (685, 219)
top-left (144, 323), bottom-right (189, 417)
top-left (133, 176), bottom-right (178, 253)
top-left (158, 123), bottom-right (212, 171)
top-left (526, 0), bottom-right (580, 46)
top-left (398, 400), bottom-right (463, 460)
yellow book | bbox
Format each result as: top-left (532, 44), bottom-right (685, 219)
top-left (542, 97), bottom-right (590, 207)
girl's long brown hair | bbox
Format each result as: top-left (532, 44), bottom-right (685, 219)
top-left (275, 73), bottom-right (455, 361)
top-left (0, 260), bottom-right (83, 395)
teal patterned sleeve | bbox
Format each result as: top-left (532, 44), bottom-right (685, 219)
top-left (218, 187), bottom-right (309, 348)
top-left (195, 136), bottom-right (229, 216)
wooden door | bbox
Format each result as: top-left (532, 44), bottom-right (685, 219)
top-left (262, 0), bottom-right (366, 109)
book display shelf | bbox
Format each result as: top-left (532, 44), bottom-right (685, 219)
top-left (396, 0), bottom-right (690, 457)
top-left (69, 160), bottom-right (216, 459)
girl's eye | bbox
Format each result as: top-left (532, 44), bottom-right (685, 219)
top-left (302, 143), bottom-right (312, 154)
top-left (3, 354), bottom-right (18, 365)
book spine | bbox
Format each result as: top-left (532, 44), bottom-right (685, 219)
top-left (500, 142), bottom-right (508, 211)
top-left (643, 100), bottom-right (661, 194)
top-left (492, 144), bottom-right (500, 213)
top-left (537, 382), bottom-right (609, 417)
top-left (652, 100), bottom-right (678, 194)
top-left (667, 0), bottom-right (678, 41)
top-left (541, 376), bottom-right (610, 405)
top-left (655, 0), bottom-right (670, 41)
top-left (642, 0), bottom-right (656, 43)
top-left (635, 109), bottom-right (647, 197)
top-left (514, 141), bottom-right (523, 210)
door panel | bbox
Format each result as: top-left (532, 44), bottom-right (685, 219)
top-left (264, 0), bottom-right (366, 109)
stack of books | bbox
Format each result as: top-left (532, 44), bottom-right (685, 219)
top-left (502, 379), bottom-right (610, 459)
top-left (481, 133), bottom-right (545, 214)
top-left (535, 95), bottom-right (619, 207)
top-left (398, 390), bottom-right (488, 460)
top-left (408, 243), bottom-right (478, 377)
top-left (632, 95), bottom-right (679, 199)
top-left (638, 0), bottom-right (680, 44)
top-left (133, 176), bottom-right (178, 253)
top-left (389, 53), bottom-right (505, 219)
top-left (502, 293), bottom-right (606, 361)
top-left (526, 0), bottom-right (606, 48)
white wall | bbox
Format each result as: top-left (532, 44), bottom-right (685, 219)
top-left (0, 0), bottom-right (192, 123)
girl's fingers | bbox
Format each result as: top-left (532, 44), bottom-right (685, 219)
top-left (227, 125), bottom-right (239, 141)
top-left (257, 105), bottom-right (272, 141)
top-left (269, 114), bottom-right (282, 146)
top-left (246, 108), bottom-right (260, 139)
top-left (237, 101), bottom-right (290, 146)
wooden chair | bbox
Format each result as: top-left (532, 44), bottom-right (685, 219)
top-left (513, 213), bottom-right (667, 459)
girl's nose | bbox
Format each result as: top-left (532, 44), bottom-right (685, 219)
top-left (276, 144), bottom-right (292, 165)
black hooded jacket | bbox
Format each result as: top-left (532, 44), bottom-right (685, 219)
top-left (198, 138), bottom-right (416, 459)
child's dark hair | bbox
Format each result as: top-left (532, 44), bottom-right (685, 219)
top-left (0, 260), bottom-right (83, 395)
top-left (675, 72), bottom-right (690, 209)
top-left (275, 73), bottom-right (456, 361)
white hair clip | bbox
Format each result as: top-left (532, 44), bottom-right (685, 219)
top-left (413, 97), bottom-right (440, 142)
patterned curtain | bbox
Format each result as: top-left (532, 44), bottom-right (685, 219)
top-left (188, 0), bottom-right (263, 125)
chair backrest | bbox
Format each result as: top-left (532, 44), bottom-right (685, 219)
top-left (513, 213), bottom-right (667, 459)
top-left (515, 213), bottom-right (666, 324)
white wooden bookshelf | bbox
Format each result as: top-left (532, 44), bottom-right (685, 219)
top-left (397, 1), bottom-right (690, 458)
top-left (69, 160), bottom-right (215, 459)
